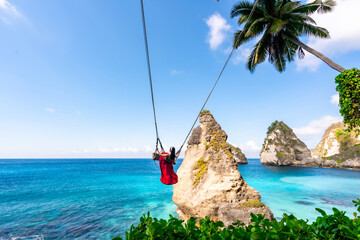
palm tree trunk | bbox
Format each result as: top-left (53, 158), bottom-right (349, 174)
top-left (288, 37), bottom-right (346, 73)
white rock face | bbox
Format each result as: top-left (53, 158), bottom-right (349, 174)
top-left (313, 122), bottom-right (360, 158)
top-left (172, 112), bottom-right (273, 226)
top-left (260, 121), bottom-right (360, 169)
top-left (260, 121), bottom-right (311, 166)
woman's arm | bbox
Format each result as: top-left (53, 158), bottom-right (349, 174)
top-left (159, 153), bottom-right (169, 157)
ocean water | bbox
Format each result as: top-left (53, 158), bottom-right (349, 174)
top-left (0, 158), bottom-right (359, 239)
top-left (239, 160), bottom-right (360, 221)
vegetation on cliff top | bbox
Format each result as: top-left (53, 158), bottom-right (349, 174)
top-left (200, 110), bottom-right (211, 116)
top-left (113, 198), bottom-right (360, 240)
top-left (266, 121), bottom-right (291, 135)
top-left (262, 121), bottom-right (303, 158)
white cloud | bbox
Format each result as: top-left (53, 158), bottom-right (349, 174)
top-left (99, 147), bottom-right (139, 154)
top-left (206, 13), bottom-right (231, 50)
top-left (0, 0), bottom-right (19, 15)
top-left (0, 0), bottom-right (21, 24)
top-left (331, 93), bottom-right (339, 105)
top-left (145, 146), bottom-right (153, 152)
top-left (239, 140), bottom-right (262, 158)
top-left (232, 47), bottom-right (251, 64)
top-left (293, 115), bottom-right (342, 136)
top-left (45, 108), bottom-right (55, 113)
top-left (296, 0), bottom-right (360, 71)
top-left (171, 69), bottom-right (181, 76)
top-left (240, 140), bottom-right (261, 151)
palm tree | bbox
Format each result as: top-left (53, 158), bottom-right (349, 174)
top-left (231, 0), bottom-right (346, 72)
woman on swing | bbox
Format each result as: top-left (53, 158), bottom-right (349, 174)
top-left (155, 147), bottom-right (179, 185)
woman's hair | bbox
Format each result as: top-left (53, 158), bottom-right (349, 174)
top-left (170, 147), bottom-right (176, 160)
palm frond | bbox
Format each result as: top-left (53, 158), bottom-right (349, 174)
top-left (294, 0), bottom-right (336, 15)
top-left (274, 0), bottom-right (285, 13)
top-left (231, 0), bottom-right (336, 73)
top-left (268, 35), bottom-right (288, 72)
top-left (245, 17), bottom-right (269, 37)
top-left (247, 32), bottom-right (270, 72)
top-left (231, 1), bottom-right (255, 18)
top-left (283, 13), bottom-right (316, 24)
top-left (298, 47), bottom-right (305, 59)
top-left (233, 29), bottom-right (257, 48)
top-left (268, 18), bottom-right (288, 34)
top-left (289, 21), bottom-right (330, 38)
top-left (280, 1), bottom-right (301, 14)
top-left (316, 0), bottom-right (336, 13)
top-left (264, 0), bottom-right (277, 15)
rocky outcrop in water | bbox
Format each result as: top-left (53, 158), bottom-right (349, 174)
top-left (230, 144), bottom-right (248, 164)
top-left (312, 122), bottom-right (360, 158)
top-left (292, 144), bottom-right (360, 168)
top-left (172, 111), bottom-right (273, 226)
top-left (260, 121), bottom-right (311, 166)
top-left (260, 121), bottom-right (360, 169)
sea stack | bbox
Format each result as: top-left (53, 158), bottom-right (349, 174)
top-left (260, 121), bottom-right (311, 166)
top-left (230, 144), bottom-right (248, 164)
top-left (313, 122), bottom-right (360, 158)
top-left (172, 111), bottom-right (273, 226)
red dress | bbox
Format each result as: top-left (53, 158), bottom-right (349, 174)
top-left (159, 152), bottom-right (178, 185)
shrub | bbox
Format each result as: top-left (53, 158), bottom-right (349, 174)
top-left (267, 121), bottom-right (279, 135)
top-left (113, 198), bottom-right (360, 240)
top-left (200, 110), bottom-right (211, 116)
top-left (335, 68), bottom-right (360, 136)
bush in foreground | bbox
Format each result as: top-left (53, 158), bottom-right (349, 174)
top-left (113, 198), bottom-right (360, 240)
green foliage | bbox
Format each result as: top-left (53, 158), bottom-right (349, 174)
top-left (193, 158), bottom-right (208, 187)
top-left (238, 200), bottom-right (264, 209)
top-left (276, 151), bottom-right (287, 158)
top-left (113, 199), bottom-right (360, 239)
top-left (267, 120), bottom-right (279, 135)
top-left (231, 0), bottom-right (335, 72)
top-left (200, 110), bottom-right (211, 116)
top-left (336, 68), bottom-right (360, 136)
top-left (324, 144), bottom-right (360, 163)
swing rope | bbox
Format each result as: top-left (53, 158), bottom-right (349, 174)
top-left (140, 0), bottom-right (164, 152)
top-left (176, 0), bottom-right (260, 156)
top-left (140, 0), bottom-right (260, 157)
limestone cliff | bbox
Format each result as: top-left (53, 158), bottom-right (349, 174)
top-left (260, 121), bottom-right (360, 169)
top-left (313, 122), bottom-right (360, 158)
top-left (172, 111), bottom-right (273, 226)
top-left (230, 144), bottom-right (248, 164)
top-left (293, 145), bottom-right (360, 169)
top-left (260, 121), bottom-right (311, 166)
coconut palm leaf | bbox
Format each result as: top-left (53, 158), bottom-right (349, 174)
top-left (231, 0), bottom-right (344, 72)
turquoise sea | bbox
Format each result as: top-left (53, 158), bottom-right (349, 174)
top-left (0, 158), bottom-right (359, 239)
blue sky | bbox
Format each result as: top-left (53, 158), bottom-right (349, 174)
top-left (0, 0), bottom-right (359, 158)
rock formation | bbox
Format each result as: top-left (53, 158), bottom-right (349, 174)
top-left (172, 111), bottom-right (273, 226)
top-left (260, 121), bottom-right (311, 166)
top-left (260, 120), bottom-right (360, 169)
top-left (313, 122), bottom-right (360, 158)
top-left (230, 144), bottom-right (248, 164)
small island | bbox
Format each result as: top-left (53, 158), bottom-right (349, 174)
top-left (260, 121), bottom-right (360, 169)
